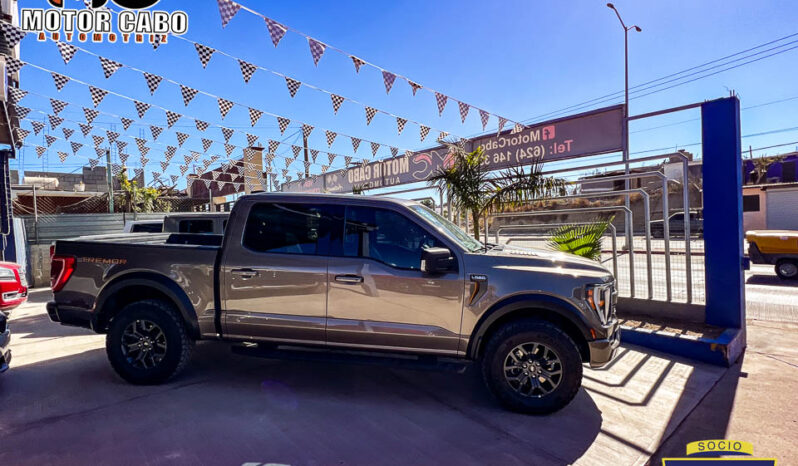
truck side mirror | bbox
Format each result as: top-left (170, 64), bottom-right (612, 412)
top-left (421, 247), bottom-right (454, 274)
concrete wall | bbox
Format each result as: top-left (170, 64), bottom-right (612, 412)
top-left (742, 187), bottom-right (766, 231)
top-left (11, 167), bottom-right (144, 192)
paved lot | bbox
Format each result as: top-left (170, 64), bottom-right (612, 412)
top-left (1, 290), bottom-right (725, 466)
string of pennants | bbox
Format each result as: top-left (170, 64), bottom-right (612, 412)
top-left (12, 87), bottom-right (388, 177)
top-left (7, 55), bottom-right (439, 165)
top-left (211, 0), bottom-right (523, 133)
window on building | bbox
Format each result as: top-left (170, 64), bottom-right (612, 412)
top-left (742, 194), bottom-right (760, 212)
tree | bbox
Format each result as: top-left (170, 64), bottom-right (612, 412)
top-left (427, 142), bottom-right (566, 240)
top-left (117, 170), bottom-right (165, 213)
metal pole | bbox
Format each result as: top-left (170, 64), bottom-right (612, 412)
top-left (682, 158), bottom-right (693, 302)
top-left (32, 185), bottom-right (39, 245)
top-left (303, 135), bottom-right (310, 178)
top-left (661, 176), bottom-right (672, 301)
top-left (105, 149), bottom-right (114, 213)
top-left (209, 186), bottom-right (214, 212)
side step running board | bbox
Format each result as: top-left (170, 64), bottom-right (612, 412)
top-left (231, 344), bottom-right (471, 373)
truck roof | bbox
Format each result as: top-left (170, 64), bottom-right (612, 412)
top-left (244, 192), bottom-right (418, 207)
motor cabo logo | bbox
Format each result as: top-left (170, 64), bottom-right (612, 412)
top-left (20, 0), bottom-right (187, 44)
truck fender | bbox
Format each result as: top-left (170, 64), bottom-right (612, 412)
top-left (94, 272), bottom-right (200, 338)
top-left (467, 293), bottom-right (592, 359)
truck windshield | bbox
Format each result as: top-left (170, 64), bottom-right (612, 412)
top-left (410, 205), bottom-right (484, 252)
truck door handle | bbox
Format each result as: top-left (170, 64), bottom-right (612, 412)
top-left (335, 274), bottom-right (363, 284)
top-left (232, 268), bottom-right (260, 279)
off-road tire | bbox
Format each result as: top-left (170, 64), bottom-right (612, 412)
top-left (775, 259), bottom-right (798, 280)
top-left (481, 319), bottom-right (583, 414)
top-left (106, 299), bottom-right (193, 385)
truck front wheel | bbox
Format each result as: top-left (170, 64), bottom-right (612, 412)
top-left (106, 299), bottom-right (193, 385)
top-left (776, 259), bottom-right (798, 280)
top-left (481, 319), bottom-right (583, 414)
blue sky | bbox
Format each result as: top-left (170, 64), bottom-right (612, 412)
top-left (11, 0), bottom-right (798, 192)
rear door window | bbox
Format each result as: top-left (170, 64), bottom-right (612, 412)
top-left (242, 203), bottom-right (338, 255)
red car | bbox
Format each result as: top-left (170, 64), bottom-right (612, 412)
top-left (0, 262), bottom-right (28, 311)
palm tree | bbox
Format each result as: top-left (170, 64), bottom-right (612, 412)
top-left (428, 142), bottom-right (566, 240)
top-left (547, 219), bottom-right (612, 261)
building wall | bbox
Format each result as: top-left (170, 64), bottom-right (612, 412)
top-left (11, 166), bottom-right (143, 192)
top-left (766, 186), bottom-right (798, 230)
top-left (742, 187), bottom-right (766, 232)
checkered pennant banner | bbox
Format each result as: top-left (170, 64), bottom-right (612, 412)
top-left (479, 109), bottom-right (490, 130)
top-left (216, 0), bottom-right (241, 27)
top-left (244, 147), bottom-right (256, 162)
top-left (497, 117), bottom-right (507, 134)
top-left (246, 133), bottom-right (258, 147)
top-left (134, 137), bottom-right (148, 152)
top-left (151, 34), bottom-right (165, 51)
top-left (225, 144), bottom-right (236, 156)
top-left (84, 107), bottom-right (100, 124)
top-left (79, 123), bottom-right (93, 137)
top-left (284, 156), bottom-right (294, 169)
top-left (434, 92), bottom-right (448, 116)
top-left (5, 56), bottom-right (24, 75)
top-left (265, 17), bottom-right (287, 47)
top-left (277, 117), bottom-right (290, 134)
top-left (160, 161), bottom-right (170, 171)
top-left (194, 43), bottom-right (215, 68)
top-left (134, 168), bottom-right (144, 179)
top-left (117, 141), bottom-right (128, 152)
top-left (15, 128), bottom-right (30, 143)
top-left (134, 101), bottom-right (151, 118)
top-left (184, 154), bottom-right (193, 165)
top-left (438, 131), bottom-right (449, 142)
top-left (111, 164), bottom-right (123, 175)
top-left (365, 107), bottom-right (377, 125)
top-left (328, 94), bottom-right (345, 114)
top-left (70, 141), bottom-right (83, 154)
top-left (45, 134), bottom-right (57, 147)
top-left (303, 160), bottom-right (311, 171)
top-left (408, 80), bottom-right (422, 96)
top-left (179, 164), bottom-right (188, 175)
top-left (170, 175), bottom-right (179, 184)
top-left (458, 101), bottom-right (470, 123)
top-left (285, 77), bottom-right (301, 98)
top-left (92, 135), bottom-right (105, 147)
top-left (291, 145), bottom-right (302, 159)
top-left (218, 98), bottom-right (234, 119)
top-left (150, 125), bottom-right (164, 140)
top-left (310, 149), bottom-right (319, 163)
top-left (396, 117), bottom-right (407, 135)
top-left (165, 146), bottom-right (177, 161)
top-left (221, 127), bottom-right (234, 142)
top-left (176, 132), bottom-right (190, 146)
top-left (31, 121), bottom-right (45, 135)
top-left (328, 153), bottom-right (336, 165)
top-left (88, 86), bottom-right (108, 107)
top-left (56, 41), bottom-right (78, 64)
top-left (268, 139), bottom-right (280, 154)
top-left (264, 153), bottom-right (275, 164)
top-left (166, 111), bottom-right (181, 128)
top-left (320, 165), bottom-right (330, 174)
top-left (13, 105), bottom-right (31, 119)
top-left (351, 137), bottom-right (361, 153)
top-left (238, 59), bottom-right (257, 83)
top-left (51, 72), bottom-right (70, 91)
top-left (307, 38), bottom-right (326, 66)
top-left (50, 98), bottom-right (68, 115)
top-left (248, 108), bottom-right (263, 126)
top-left (143, 72), bottom-right (163, 95)
top-left (48, 114), bottom-right (64, 130)
top-left (325, 130), bottom-right (337, 147)
top-left (62, 128), bottom-right (75, 140)
top-left (88, 157), bottom-right (100, 168)
top-left (118, 153), bottom-right (128, 165)
top-left (390, 147), bottom-right (398, 158)
top-left (106, 130), bottom-right (120, 144)
top-left (58, 151), bottom-right (69, 163)
top-left (382, 71), bottom-right (396, 94)
top-left (195, 119), bottom-right (209, 131)
top-left (202, 138), bottom-right (213, 151)
top-left (180, 85), bottom-right (199, 106)
top-left (351, 55), bottom-right (366, 73)
top-left (0, 22), bottom-right (26, 48)
top-left (419, 125), bottom-right (430, 142)
top-left (511, 122), bottom-right (525, 134)
top-left (8, 88), bottom-right (27, 103)
top-left (301, 124), bottom-right (314, 139)
top-left (94, 149), bottom-right (106, 161)
top-left (35, 146), bottom-right (47, 158)
top-left (98, 56), bottom-right (122, 79)
top-left (152, 171), bottom-right (161, 181)
top-left (370, 142), bottom-right (380, 157)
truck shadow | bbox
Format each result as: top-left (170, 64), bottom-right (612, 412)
top-left (746, 274), bottom-right (797, 287)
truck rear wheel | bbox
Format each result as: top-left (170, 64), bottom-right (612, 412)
top-left (776, 259), bottom-right (798, 280)
top-left (481, 319), bottom-right (582, 414)
top-left (106, 299), bottom-right (193, 385)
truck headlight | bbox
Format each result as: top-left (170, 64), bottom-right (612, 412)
top-left (585, 283), bottom-right (614, 325)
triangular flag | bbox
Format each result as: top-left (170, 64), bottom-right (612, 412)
top-left (512, 122), bottom-right (525, 134)
top-left (83, 107), bottom-right (99, 124)
top-left (221, 127), bottom-right (234, 142)
top-left (121, 117), bottom-right (134, 130)
top-left (62, 128), bottom-right (75, 140)
top-left (419, 125), bottom-right (430, 142)
top-left (351, 55), bottom-right (366, 73)
top-left (218, 98), bottom-right (234, 119)
top-left (479, 109), bottom-right (490, 130)
top-left (497, 117), bottom-right (507, 134)
top-left (435, 92), bottom-right (448, 116)
top-left (277, 117), bottom-right (290, 134)
top-left (330, 94), bottom-right (344, 114)
top-left (396, 117), bottom-right (407, 135)
top-left (408, 80), bottom-right (422, 96)
top-left (31, 121), bottom-right (45, 135)
top-left (170, 175), bottom-right (179, 184)
top-left (246, 133), bottom-right (258, 147)
top-left (150, 125), bottom-right (164, 140)
top-left (4, 56), bottom-right (24, 74)
top-left (216, 0), bottom-right (241, 28)
top-left (291, 145), bottom-right (302, 158)
top-left (325, 130), bottom-right (337, 147)
top-left (438, 131), bottom-right (449, 142)
top-left (92, 135), bottom-right (105, 147)
top-left (160, 161), bottom-right (170, 171)
top-left (351, 137), bottom-right (361, 153)
top-left (382, 71), bottom-right (396, 94)
top-left (264, 17), bottom-right (287, 47)
top-left (15, 128), bottom-right (30, 143)
top-left (165, 146), bottom-right (177, 161)
top-left (202, 138), bottom-right (213, 151)
top-left (50, 98), bottom-right (68, 115)
top-left (79, 123), bottom-right (93, 137)
top-left (180, 85), bottom-right (199, 106)
top-left (370, 142), bottom-right (380, 156)
top-left (310, 149), bottom-right (319, 163)
top-left (13, 105), bottom-right (31, 119)
top-left (7, 88), bottom-right (27, 103)
top-left (248, 108), bottom-right (263, 126)
top-left (48, 114), bottom-right (64, 130)
top-left (143, 72), bottom-right (163, 95)
top-left (176, 132), bottom-right (190, 146)
top-left (328, 153), bottom-right (336, 165)
top-left (45, 134), bottom-right (57, 146)
top-left (0, 22), bottom-right (26, 48)
top-left (308, 38), bottom-right (326, 66)
top-left (51, 72), bottom-right (69, 91)
top-left (166, 111), bottom-right (181, 128)
top-left (390, 147), bottom-right (398, 158)
top-left (195, 119), bottom-right (209, 131)
top-left (285, 77), bottom-right (301, 97)
top-left (458, 101), bottom-right (470, 123)
top-left (88, 86), bottom-right (108, 107)
top-left (134, 100), bottom-right (151, 118)
top-left (301, 124), bottom-right (314, 139)
top-left (58, 151), bottom-right (69, 162)
top-left (268, 139), bottom-right (280, 154)
top-left (35, 146), bottom-right (47, 158)
top-left (98, 56), bottom-right (122, 79)
top-left (238, 59), bottom-right (257, 83)
top-left (193, 42), bottom-right (215, 68)
top-left (365, 107), bottom-right (377, 125)
top-left (225, 144), bottom-right (235, 156)
top-left (55, 41), bottom-right (77, 64)
top-left (106, 130), bottom-right (119, 144)
top-left (70, 141), bottom-right (83, 154)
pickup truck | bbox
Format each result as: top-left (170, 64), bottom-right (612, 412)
top-left (47, 193), bottom-right (619, 414)
top-left (746, 230), bottom-right (798, 280)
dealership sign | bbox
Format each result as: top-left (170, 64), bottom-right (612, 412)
top-left (20, 0), bottom-right (187, 44)
top-left (282, 105), bottom-right (624, 193)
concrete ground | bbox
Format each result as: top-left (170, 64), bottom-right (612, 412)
top-left (0, 289), bottom-right (732, 466)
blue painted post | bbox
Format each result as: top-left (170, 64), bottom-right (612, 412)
top-left (701, 97), bottom-right (745, 329)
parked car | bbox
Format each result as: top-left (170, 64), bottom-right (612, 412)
top-left (0, 311), bottom-right (10, 373)
top-left (46, 193), bottom-right (618, 414)
top-left (123, 220), bottom-right (164, 233)
top-left (746, 230), bottom-right (798, 280)
top-left (0, 262), bottom-right (28, 312)
top-left (651, 211), bottom-right (704, 238)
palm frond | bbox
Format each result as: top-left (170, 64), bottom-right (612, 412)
top-left (547, 219), bottom-right (612, 261)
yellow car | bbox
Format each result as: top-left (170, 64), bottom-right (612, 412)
top-left (746, 230), bottom-right (798, 280)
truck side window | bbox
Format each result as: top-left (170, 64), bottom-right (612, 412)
top-left (243, 203), bottom-right (328, 255)
top-left (343, 207), bottom-right (443, 270)
top-left (179, 220), bottom-right (214, 233)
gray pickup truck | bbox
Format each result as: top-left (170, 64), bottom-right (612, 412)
top-left (47, 193), bottom-right (618, 414)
